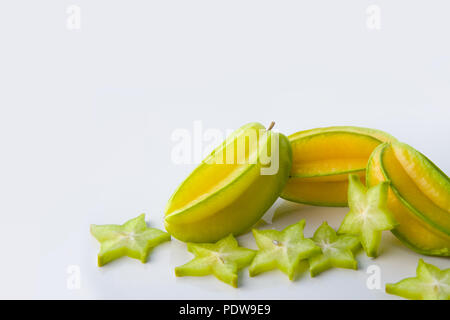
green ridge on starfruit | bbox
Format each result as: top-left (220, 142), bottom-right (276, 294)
top-left (367, 142), bottom-right (450, 256)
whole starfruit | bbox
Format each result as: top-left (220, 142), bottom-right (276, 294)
top-left (281, 126), bottom-right (396, 206)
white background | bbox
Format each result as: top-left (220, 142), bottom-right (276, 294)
top-left (0, 1), bottom-right (449, 299)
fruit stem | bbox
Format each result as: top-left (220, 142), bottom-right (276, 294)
top-left (267, 121), bottom-right (275, 131)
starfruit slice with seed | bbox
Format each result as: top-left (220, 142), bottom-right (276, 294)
top-left (249, 220), bottom-right (321, 280)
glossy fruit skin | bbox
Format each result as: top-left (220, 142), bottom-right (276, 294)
top-left (366, 142), bottom-right (450, 256)
top-left (281, 126), bottom-right (396, 207)
top-left (164, 123), bottom-right (293, 243)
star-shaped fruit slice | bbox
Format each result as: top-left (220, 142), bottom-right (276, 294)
top-left (249, 220), bottom-right (321, 280)
top-left (308, 221), bottom-right (360, 277)
top-left (386, 259), bottom-right (450, 300)
top-left (338, 174), bottom-right (397, 257)
top-left (90, 214), bottom-right (170, 266)
top-left (175, 234), bottom-right (256, 288)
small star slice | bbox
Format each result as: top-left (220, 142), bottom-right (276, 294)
top-left (249, 220), bottom-right (321, 280)
top-left (309, 221), bottom-right (360, 277)
top-left (338, 174), bottom-right (397, 257)
top-left (90, 214), bottom-right (170, 266)
top-left (175, 234), bottom-right (256, 288)
top-left (386, 259), bottom-right (450, 300)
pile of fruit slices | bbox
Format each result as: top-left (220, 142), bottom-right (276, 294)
top-left (91, 122), bottom-right (450, 300)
